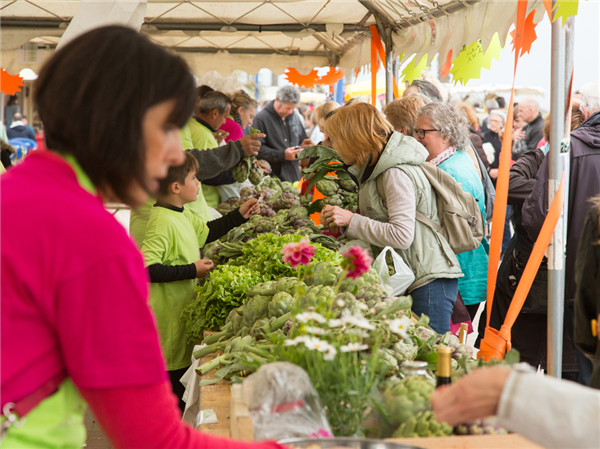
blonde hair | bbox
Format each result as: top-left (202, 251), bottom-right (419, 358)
top-left (384, 95), bottom-right (429, 136)
top-left (312, 101), bottom-right (341, 133)
top-left (230, 91), bottom-right (258, 114)
top-left (326, 102), bottom-right (392, 167)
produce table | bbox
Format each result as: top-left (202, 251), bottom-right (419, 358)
top-left (197, 353), bottom-right (544, 449)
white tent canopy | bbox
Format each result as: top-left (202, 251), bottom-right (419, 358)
top-left (449, 83), bottom-right (546, 97)
top-left (1, 0), bottom-right (544, 77)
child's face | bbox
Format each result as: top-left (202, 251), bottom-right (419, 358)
top-left (178, 170), bottom-right (200, 204)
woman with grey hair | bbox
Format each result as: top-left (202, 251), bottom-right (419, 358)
top-left (415, 102), bottom-right (489, 320)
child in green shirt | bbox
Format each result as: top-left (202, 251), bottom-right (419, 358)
top-left (141, 152), bottom-right (258, 413)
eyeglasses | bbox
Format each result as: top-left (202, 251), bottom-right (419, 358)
top-left (413, 128), bottom-right (438, 139)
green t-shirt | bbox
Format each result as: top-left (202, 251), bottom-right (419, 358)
top-left (184, 118), bottom-right (222, 208)
top-left (129, 124), bottom-right (212, 247)
top-left (141, 206), bottom-right (210, 370)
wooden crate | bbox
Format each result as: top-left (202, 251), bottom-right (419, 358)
top-left (198, 352), bottom-right (232, 438)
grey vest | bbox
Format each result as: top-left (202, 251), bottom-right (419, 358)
top-left (350, 132), bottom-right (462, 291)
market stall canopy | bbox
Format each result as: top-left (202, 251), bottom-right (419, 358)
top-left (1, 0), bottom-right (544, 77)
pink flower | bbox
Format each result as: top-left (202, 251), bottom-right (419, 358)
top-left (341, 246), bottom-right (373, 279)
top-left (281, 238), bottom-right (316, 268)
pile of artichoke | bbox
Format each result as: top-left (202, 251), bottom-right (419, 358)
top-left (316, 176), bottom-right (359, 212)
top-left (232, 127), bottom-right (265, 186)
top-left (216, 182), bottom-right (302, 218)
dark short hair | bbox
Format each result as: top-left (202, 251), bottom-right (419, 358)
top-left (34, 25), bottom-right (195, 205)
top-left (158, 151), bottom-right (199, 196)
top-left (197, 85), bottom-right (214, 98)
top-left (496, 96), bottom-right (506, 109)
top-left (197, 91), bottom-right (231, 115)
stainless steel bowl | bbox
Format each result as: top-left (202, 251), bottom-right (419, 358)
top-left (278, 437), bottom-right (424, 449)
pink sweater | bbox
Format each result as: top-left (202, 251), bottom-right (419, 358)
top-left (220, 116), bottom-right (244, 143)
top-left (1, 151), bottom-right (285, 449)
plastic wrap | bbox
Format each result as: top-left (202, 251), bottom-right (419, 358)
top-left (242, 362), bottom-right (332, 440)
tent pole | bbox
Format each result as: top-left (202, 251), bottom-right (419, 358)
top-left (385, 48), bottom-right (394, 104)
top-left (547, 5), bottom-right (567, 379)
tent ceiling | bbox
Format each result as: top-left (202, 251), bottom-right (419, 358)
top-left (1, 0), bottom-right (541, 77)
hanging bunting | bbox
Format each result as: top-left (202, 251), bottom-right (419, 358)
top-left (543, 0), bottom-right (554, 19)
top-left (0, 69), bottom-right (24, 96)
top-left (448, 34), bottom-right (502, 86)
top-left (553, 0), bottom-right (579, 26)
top-left (401, 54), bottom-right (429, 84)
top-left (284, 68), bottom-right (320, 88)
top-left (440, 50), bottom-right (453, 79)
top-left (318, 67), bottom-right (344, 86)
top-left (368, 25), bottom-right (400, 98)
top-left (510, 10), bottom-right (538, 57)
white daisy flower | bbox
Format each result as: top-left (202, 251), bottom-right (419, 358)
top-left (388, 317), bottom-right (413, 337)
top-left (340, 343), bottom-right (369, 352)
top-left (301, 337), bottom-right (325, 350)
top-left (345, 328), bottom-right (370, 338)
top-left (328, 319), bottom-right (343, 328)
top-left (284, 336), bottom-right (310, 346)
top-left (336, 299), bottom-right (346, 308)
top-left (304, 326), bottom-right (329, 336)
top-left (323, 346), bottom-right (338, 361)
top-left (296, 312), bottom-right (327, 324)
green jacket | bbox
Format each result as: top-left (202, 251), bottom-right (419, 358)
top-left (183, 117), bottom-right (222, 208)
top-left (349, 132), bottom-right (462, 291)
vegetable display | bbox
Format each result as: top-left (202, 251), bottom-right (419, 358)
top-left (232, 127), bottom-right (265, 186)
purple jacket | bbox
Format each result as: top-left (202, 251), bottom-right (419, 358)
top-left (521, 111), bottom-right (600, 305)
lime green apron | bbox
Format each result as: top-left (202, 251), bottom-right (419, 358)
top-left (1, 380), bottom-right (87, 448)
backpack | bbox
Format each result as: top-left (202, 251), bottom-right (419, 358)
top-left (376, 162), bottom-right (484, 254)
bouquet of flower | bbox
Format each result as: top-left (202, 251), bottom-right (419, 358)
top-left (274, 239), bottom-right (415, 436)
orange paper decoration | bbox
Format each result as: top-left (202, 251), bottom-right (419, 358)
top-left (284, 68), bottom-right (320, 88)
top-left (510, 10), bottom-right (538, 57)
top-left (440, 50), bottom-right (453, 79)
top-left (1, 69), bottom-right (24, 96)
top-left (318, 67), bottom-right (344, 86)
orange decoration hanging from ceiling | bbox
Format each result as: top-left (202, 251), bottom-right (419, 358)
top-left (318, 67), bottom-right (344, 86)
top-left (284, 68), bottom-right (320, 88)
top-left (440, 50), bottom-right (453, 79)
top-left (1, 69), bottom-right (24, 96)
top-left (510, 10), bottom-right (538, 57)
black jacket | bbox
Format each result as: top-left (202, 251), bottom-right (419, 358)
top-left (574, 205), bottom-right (600, 389)
top-left (253, 101), bottom-right (307, 182)
top-left (522, 110), bottom-right (600, 306)
top-left (523, 113), bottom-right (545, 153)
top-left (483, 130), bottom-right (502, 171)
top-left (7, 125), bottom-right (35, 141)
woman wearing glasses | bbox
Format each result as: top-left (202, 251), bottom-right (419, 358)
top-left (320, 102), bottom-right (462, 333)
top-left (414, 103), bottom-right (488, 322)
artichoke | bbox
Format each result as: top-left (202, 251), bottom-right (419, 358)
top-left (268, 291), bottom-right (294, 318)
top-left (338, 178), bottom-right (358, 192)
top-left (316, 179), bottom-right (339, 196)
top-left (287, 206), bottom-right (309, 222)
top-left (274, 277), bottom-right (305, 295)
top-left (305, 261), bottom-right (342, 287)
top-left (256, 159), bottom-right (272, 175)
top-left (293, 218), bottom-right (314, 229)
top-left (253, 219), bottom-right (276, 234)
top-left (298, 285), bottom-right (335, 308)
top-left (321, 194), bottom-right (344, 208)
top-left (392, 411), bottom-right (453, 438)
top-left (233, 159), bottom-right (250, 183)
top-left (248, 160), bottom-right (264, 186)
top-left (392, 341), bottom-right (418, 363)
top-left (355, 284), bottom-right (386, 304)
top-left (452, 343), bottom-right (474, 360)
top-left (378, 348), bottom-right (400, 377)
top-left (382, 375), bottom-right (434, 430)
top-left (414, 326), bottom-right (437, 343)
top-left (240, 186), bottom-right (258, 199)
top-left (258, 203), bottom-right (276, 218)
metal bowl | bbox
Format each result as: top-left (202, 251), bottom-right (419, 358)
top-left (278, 437), bottom-right (424, 449)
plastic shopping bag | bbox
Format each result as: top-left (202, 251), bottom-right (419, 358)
top-left (373, 247), bottom-right (415, 296)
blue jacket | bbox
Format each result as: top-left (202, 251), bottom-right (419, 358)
top-left (439, 151), bottom-right (489, 305)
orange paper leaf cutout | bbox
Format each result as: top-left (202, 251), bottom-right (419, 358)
top-left (284, 68), bottom-right (320, 88)
top-left (1, 69), bottom-right (24, 96)
top-left (510, 10), bottom-right (537, 57)
top-left (318, 67), bottom-right (344, 86)
top-left (441, 50), bottom-right (453, 79)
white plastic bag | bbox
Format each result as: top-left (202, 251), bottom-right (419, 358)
top-left (373, 247), bottom-right (415, 296)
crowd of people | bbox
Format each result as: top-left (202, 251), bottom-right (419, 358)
top-left (2, 24), bottom-right (600, 449)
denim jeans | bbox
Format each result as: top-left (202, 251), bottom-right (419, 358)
top-left (411, 278), bottom-right (458, 334)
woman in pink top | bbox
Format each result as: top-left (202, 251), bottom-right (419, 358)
top-left (220, 91), bottom-right (258, 142)
top-left (0, 25), bottom-right (284, 449)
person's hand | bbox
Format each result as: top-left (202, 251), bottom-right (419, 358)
top-left (239, 198), bottom-right (260, 218)
top-left (321, 205), bottom-right (354, 227)
top-left (512, 129), bottom-right (525, 142)
top-left (238, 133), bottom-right (265, 157)
top-left (489, 168), bottom-right (499, 179)
top-left (284, 146), bottom-right (302, 161)
top-left (213, 130), bottom-right (229, 142)
top-left (596, 313), bottom-right (600, 340)
top-left (431, 367), bottom-right (511, 426)
top-left (301, 138), bottom-right (315, 148)
top-left (194, 259), bottom-right (214, 278)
